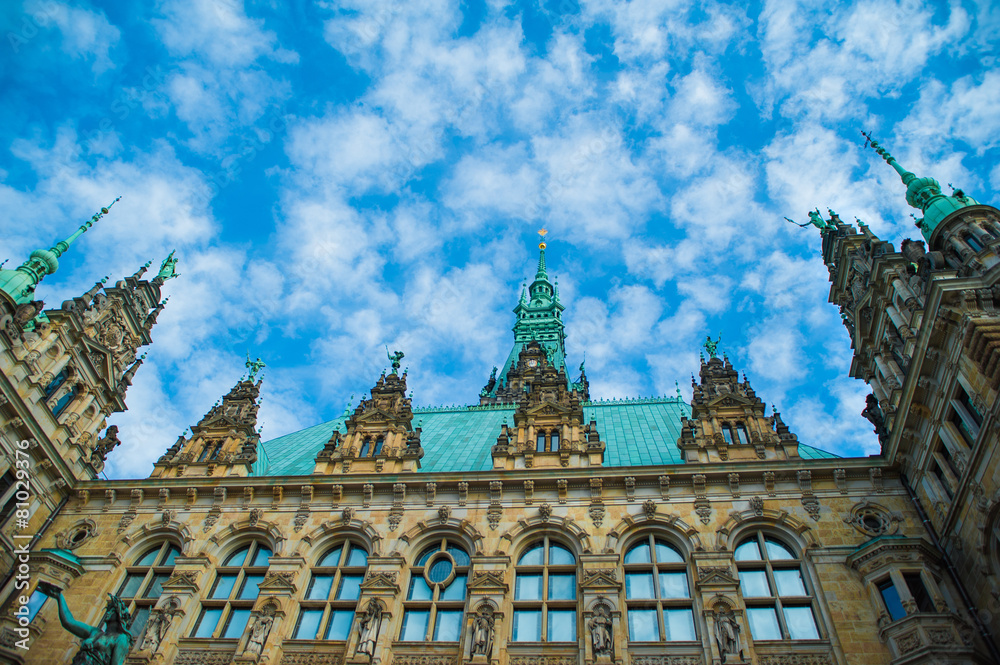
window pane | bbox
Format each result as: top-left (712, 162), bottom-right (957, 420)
top-left (408, 576), bottom-right (433, 601)
top-left (136, 548), bottom-right (159, 566)
top-left (627, 608), bottom-right (658, 642)
top-left (735, 540), bottom-right (761, 561)
top-left (130, 607), bottom-right (151, 642)
top-left (658, 572), bottom-right (689, 599)
top-left (337, 575), bottom-right (363, 600)
top-left (318, 546), bottom-right (342, 567)
top-left (654, 541), bottom-right (683, 564)
top-left (548, 544), bottom-right (574, 565)
top-left (747, 607), bottom-right (781, 640)
top-left (346, 546), bottom-right (368, 567)
top-left (904, 573), bottom-right (934, 613)
top-left (144, 574), bottom-right (170, 598)
top-left (518, 544), bottom-right (544, 566)
top-left (307, 575), bottom-right (334, 600)
top-left (428, 558), bottom-right (453, 583)
top-left (447, 546), bottom-right (470, 566)
top-left (223, 609), bottom-right (252, 638)
top-left (739, 571), bottom-right (771, 597)
top-left (626, 573), bottom-right (655, 599)
top-left (251, 546), bottom-right (272, 567)
top-left (441, 575), bottom-right (466, 601)
top-left (26, 591), bottom-right (47, 622)
top-left (513, 610), bottom-right (541, 642)
top-left (774, 569), bottom-right (807, 596)
top-left (722, 427), bottom-right (734, 444)
top-left (624, 541), bottom-right (651, 564)
top-left (764, 539), bottom-right (794, 560)
top-left (400, 610), bottom-right (429, 641)
top-left (515, 574), bottom-right (543, 600)
top-left (784, 606), bottom-right (820, 640)
top-left (295, 609), bottom-right (324, 639)
top-left (417, 546), bottom-right (438, 566)
top-left (327, 610), bottom-right (354, 640)
top-left (434, 610), bottom-right (463, 641)
top-left (548, 574), bottom-right (576, 600)
top-left (665, 608), bottom-right (696, 641)
top-left (225, 547), bottom-right (249, 566)
top-left (194, 608), bottom-right (222, 638)
top-left (162, 545), bottom-right (181, 566)
top-left (239, 574), bottom-right (264, 599)
top-left (119, 573), bottom-right (146, 599)
top-left (547, 610), bottom-right (576, 642)
top-left (211, 574), bottom-right (237, 599)
top-left (878, 580), bottom-right (906, 621)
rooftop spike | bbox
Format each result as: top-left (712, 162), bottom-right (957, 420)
top-left (0, 197), bottom-right (120, 305)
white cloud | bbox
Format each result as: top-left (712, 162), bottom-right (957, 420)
top-left (21, 0), bottom-right (122, 73)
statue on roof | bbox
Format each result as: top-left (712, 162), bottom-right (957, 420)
top-left (157, 250), bottom-right (179, 281)
top-left (703, 333), bottom-right (722, 359)
top-left (246, 352), bottom-right (266, 383)
top-left (785, 209), bottom-right (834, 232)
top-left (386, 347), bottom-right (404, 373)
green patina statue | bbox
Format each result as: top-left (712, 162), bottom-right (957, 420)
top-left (386, 347), bottom-right (405, 373)
top-left (38, 582), bottom-right (133, 665)
top-left (157, 250), bottom-right (179, 281)
top-left (246, 352), bottom-right (266, 383)
top-left (703, 333), bottom-right (721, 359)
top-left (784, 209), bottom-right (834, 232)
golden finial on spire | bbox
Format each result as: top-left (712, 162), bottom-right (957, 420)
top-left (538, 228), bottom-right (548, 250)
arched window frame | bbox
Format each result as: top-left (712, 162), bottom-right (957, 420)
top-left (400, 537), bottom-right (470, 642)
top-left (43, 368), bottom-right (70, 399)
top-left (193, 540), bottom-right (272, 639)
top-left (734, 532), bottom-right (821, 641)
top-left (622, 534), bottom-right (697, 643)
top-left (512, 536), bottom-right (578, 643)
top-left (52, 384), bottom-right (78, 416)
top-left (116, 541), bottom-right (182, 643)
top-left (293, 540), bottom-right (369, 640)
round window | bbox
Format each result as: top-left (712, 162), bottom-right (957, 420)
top-left (424, 552), bottom-right (456, 587)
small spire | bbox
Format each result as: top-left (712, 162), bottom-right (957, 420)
top-left (536, 228), bottom-right (548, 279)
top-left (120, 352), bottom-right (146, 388)
top-left (131, 260), bottom-right (152, 281)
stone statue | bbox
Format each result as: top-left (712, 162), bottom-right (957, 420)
top-left (93, 425), bottom-right (121, 461)
top-left (386, 347), bottom-right (405, 373)
top-left (38, 581), bottom-right (133, 665)
top-left (470, 604), bottom-right (495, 657)
top-left (139, 604), bottom-right (172, 654)
top-left (714, 608), bottom-right (743, 663)
top-left (244, 605), bottom-right (275, 657)
top-left (703, 333), bottom-right (721, 359)
top-left (861, 393), bottom-right (889, 444)
top-left (356, 598), bottom-right (382, 660)
top-left (588, 603), bottom-right (613, 655)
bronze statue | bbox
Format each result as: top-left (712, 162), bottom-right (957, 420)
top-left (38, 581), bottom-right (133, 665)
top-left (703, 333), bottom-right (722, 359)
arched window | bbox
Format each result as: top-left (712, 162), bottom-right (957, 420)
top-left (43, 369), bottom-right (69, 399)
top-left (735, 533), bottom-right (819, 641)
top-left (117, 542), bottom-right (181, 641)
top-left (373, 437), bottom-right (384, 456)
top-left (966, 234), bottom-right (984, 253)
top-left (400, 538), bottom-right (469, 642)
top-left (52, 385), bottom-right (78, 416)
top-left (512, 537), bottom-right (576, 642)
top-left (193, 541), bottom-right (271, 639)
top-left (624, 536), bottom-right (696, 642)
top-left (294, 541), bottom-right (368, 640)
top-left (536, 433), bottom-right (546, 453)
top-left (360, 438), bottom-right (370, 457)
top-left (550, 431), bottom-right (559, 450)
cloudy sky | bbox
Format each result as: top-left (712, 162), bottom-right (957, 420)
top-left (2, 0), bottom-right (997, 479)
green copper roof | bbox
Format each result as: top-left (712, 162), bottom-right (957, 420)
top-left (254, 398), bottom-right (838, 476)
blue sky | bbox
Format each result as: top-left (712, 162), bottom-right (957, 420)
top-left (2, 0), bottom-right (997, 479)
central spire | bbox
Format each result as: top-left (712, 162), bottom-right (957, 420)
top-left (481, 232), bottom-right (588, 403)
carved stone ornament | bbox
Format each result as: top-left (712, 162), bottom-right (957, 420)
top-left (643, 499), bottom-right (657, 519)
top-left (468, 570), bottom-right (507, 591)
top-left (588, 601), bottom-right (613, 656)
top-left (139, 596), bottom-right (183, 654)
top-left (538, 503), bottom-right (552, 520)
top-left (249, 508), bottom-right (263, 527)
top-left (470, 601), bottom-right (496, 657)
top-left (355, 598), bottom-right (383, 661)
top-left (342, 507), bottom-right (355, 522)
top-left (844, 500), bottom-right (900, 537)
top-left (55, 519), bottom-right (99, 550)
top-left (714, 607), bottom-right (744, 663)
top-left (438, 505), bottom-right (451, 522)
top-left (243, 603), bottom-right (276, 658)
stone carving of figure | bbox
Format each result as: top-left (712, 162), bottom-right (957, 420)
top-left (588, 603), bottom-right (613, 655)
top-left (139, 606), bottom-right (171, 653)
top-left (244, 606), bottom-right (275, 657)
top-left (470, 605), bottom-right (495, 657)
top-left (38, 582), bottom-right (133, 665)
top-left (93, 425), bottom-right (121, 461)
top-left (356, 598), bottom-right (382, 660)
top-left (714, 609), bottom-right (743, 662)
top-left (861, 393), bottom-right (888, 444)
